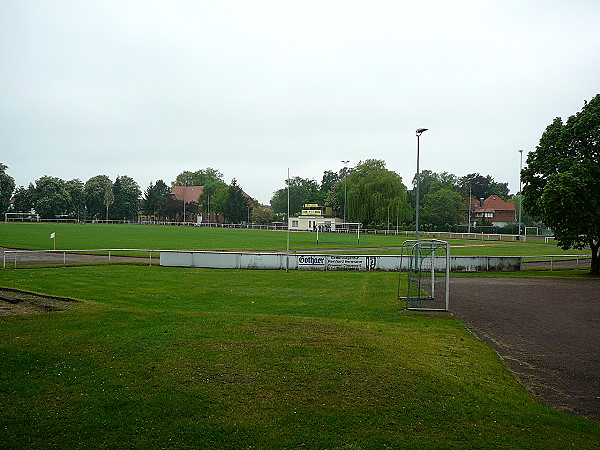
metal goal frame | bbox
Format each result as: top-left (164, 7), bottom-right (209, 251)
top-left (398, 239), bottom-right (450, 311)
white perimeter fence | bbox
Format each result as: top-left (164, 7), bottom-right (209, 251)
top-left (1, 249), bottom-right (591, 272)
top-left (2, 249), bottom-right (156, 269)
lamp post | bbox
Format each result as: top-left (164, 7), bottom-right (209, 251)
top-left (286, 168), bottom-right (290, 273)
top-left (341, 160), bottom-right (349, 223)
top-left (183, 174), bottom-right (187, 224)
top-left (468, 186), bottom-right (472, 235)
top-left (518, 149), bottom-right (523, 239)
top-left (415, 128), bottom-right (428, 240)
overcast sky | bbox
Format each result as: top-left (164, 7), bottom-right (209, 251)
top-left (2, 1), bottom-right (599, 204)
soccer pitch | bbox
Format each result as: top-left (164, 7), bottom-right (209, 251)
top-left (1, 223), bottom-right (598, 447)
top-left (0, 222), bottom-right (589, 258)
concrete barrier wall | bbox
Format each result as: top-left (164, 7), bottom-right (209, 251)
top-left (160, 251), bottom-right (522, 272)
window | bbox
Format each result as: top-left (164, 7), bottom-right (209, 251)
top-left (292, 220), bottom-right (299, 227)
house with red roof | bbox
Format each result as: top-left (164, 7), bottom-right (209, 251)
top-left (473, 195), bottom-right (516, 226)
top-left (170, 185), bottom-right (256, 224)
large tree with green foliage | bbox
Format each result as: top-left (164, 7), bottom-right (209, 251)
top-left (32, 176), bottom-right (73, 219)
top-left (411, 170), bottom-right (460, 206)
top-left (522, 94), bottom-right (600, 274)
top-left (0, 163), bottom-right (16, 214)
top-left (460, 173), bottom-right (509, 200)
top-left (222, 179), bottom-right (250, 223)
top-left (85, 175), bottom-right (113, 220)
top-left (142, 180), bottom-right (171, 215)
top-left (65, 179), bottom-right (84, 221)
top-left (270, 177), bottom-right (325, 215)
top-left (173, 168), bottom-right (224, 187)
top-left (329, 159), bottom-right (410, 228)
top-left (421, 188), bottom-right (465, 229)
top-left (111, 175), bottom-right (141, 221)
top-left (11, 184), bottom-right (36, 213)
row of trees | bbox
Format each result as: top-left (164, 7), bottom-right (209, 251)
top-left (270, 160), bottom-right (515, 230)
top-left (9, 175), bottom-right (142, 221)
top-left (0, 168), bottom-right (257, 223)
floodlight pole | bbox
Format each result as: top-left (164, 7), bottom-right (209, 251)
top-left (183, 174), bottom-right (187, 224)
top-left (286, 168), bottom-right (290, 273)
top-left (415, 128), bottom-right (428, 241)
top-left (341, 160), bottom-right (349, 223)
top-left (468, 186), bottom-right (473, 234)
top-left (518, 150), bottom-right (523, 240)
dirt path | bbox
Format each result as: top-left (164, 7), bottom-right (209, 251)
top-left (450, 277), bottom-right (600, 420)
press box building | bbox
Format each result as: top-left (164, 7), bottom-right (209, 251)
top-left (288, 204), bottom-right (344, 231)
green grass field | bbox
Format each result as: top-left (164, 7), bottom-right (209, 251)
top-left (0, 222), bottom-right (590, 258)
top-left (1, 266), bottom-right (598, 448)
top-left (1, 223), bottom-right (598, 447)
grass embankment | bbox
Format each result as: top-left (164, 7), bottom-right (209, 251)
top-left (1, 266), bottom-right (598, 448)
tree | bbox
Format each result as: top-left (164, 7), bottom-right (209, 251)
top-left (142, 180), bottom-right (171, 215)
top-left (111, 176), bottom-right (141, 220)
top-left (320, 170), bottom-right (340, 195)
top-left (198, 178), bottom-right (227, 218)
top-left (329, 159), bottom-right (410, 228)
top-left (222, 179), bottom-right (249, 223)
top-left (33, 176), bottom-right (72, 219)
top-left (251, 205), bottom-right (274, 224)
top-left (460, 173), bottom-right (509, 200)
top-left (85, 175), bottom-right (113, 220)
top-left (12, 184), bottom-right (36, 213)
top-left (270, 177), bottom-right (324, 215)
top-left (522, 94), bottom-right (600, 274)
top-left (420, 188), bottom-right (465, 228)
top-left (410, 170), bottom-right (460, 206)
top-left (0, 163), bottom-right (15, 214)
top-left (173, 168), bottom-right (224, 187)
top-left (65, 179), bottom-right (84, 221)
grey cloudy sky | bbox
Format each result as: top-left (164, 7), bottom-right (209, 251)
top-left (2, 1), bottom-right (599, 204)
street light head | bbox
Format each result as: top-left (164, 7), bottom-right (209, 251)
top-left (416, 128), bottom-right (428, 136)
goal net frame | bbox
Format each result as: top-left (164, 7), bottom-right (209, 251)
top-left (316, 222), bottom-right (361, 245)
top-left (398, 239), bottom-right (450, 311)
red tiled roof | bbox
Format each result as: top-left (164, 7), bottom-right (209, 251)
top-left (171, 186), bottom-right (204, 203)
top-left (474, 195), bottom-right (515, 212)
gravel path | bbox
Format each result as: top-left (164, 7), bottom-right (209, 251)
top-left (450, 276), bottom-right (600, 420)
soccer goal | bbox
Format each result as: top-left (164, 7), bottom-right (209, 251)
top-left (5, 212), bottom-right (40, 222)
top-left (316, 222), bottom-right (361, 245)
top-left (398, 239), bottom-right (450, 311)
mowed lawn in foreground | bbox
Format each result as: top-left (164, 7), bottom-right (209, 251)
top-left (1, 266), bottom-right (598, 448)
top-left (0, 222), bottom-right (589, 258)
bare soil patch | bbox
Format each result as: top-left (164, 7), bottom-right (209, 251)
top-left (0, 288), bottom-right (80, 316)
top-left (450, 277), bottom-right (600, 421)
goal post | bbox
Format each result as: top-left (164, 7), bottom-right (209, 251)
top-left (316, 222), bottom-right (361, 245)
top-left (398, 239), bottom-right (450, 311)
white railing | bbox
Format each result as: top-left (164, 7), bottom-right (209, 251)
top-left (2, 249), bottom-right (157, 269)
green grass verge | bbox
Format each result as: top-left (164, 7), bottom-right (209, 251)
top-left (1, 266), bottom-right (598, 448)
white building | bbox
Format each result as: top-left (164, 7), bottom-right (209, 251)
top-left (288, 204), bottom-right (344, 231)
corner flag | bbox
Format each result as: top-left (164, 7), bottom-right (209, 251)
top-left (50, 232), bottom-right (56, 249)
